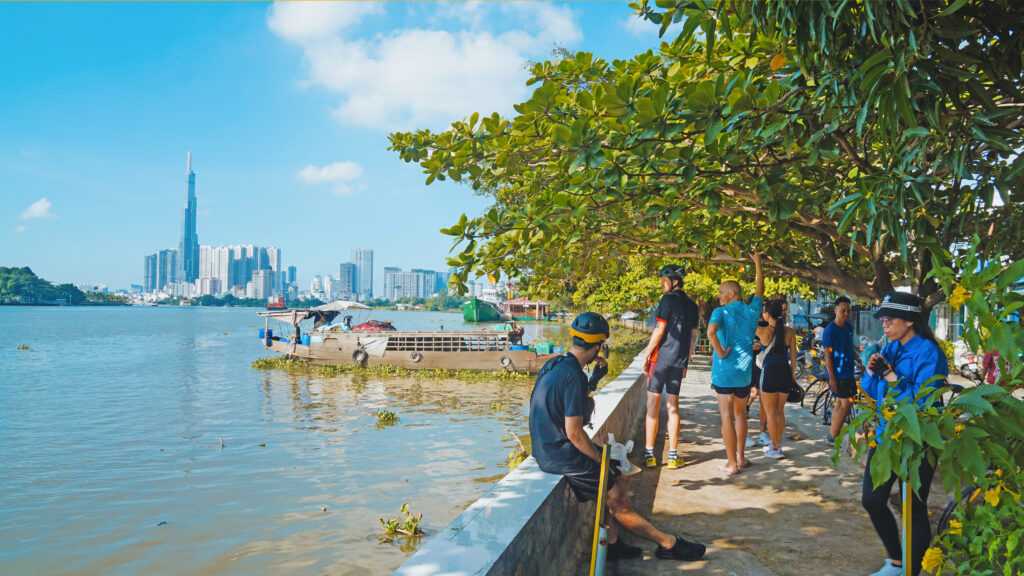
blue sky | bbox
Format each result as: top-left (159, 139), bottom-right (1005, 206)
top-left (1, 1), bottom-right (669, 293)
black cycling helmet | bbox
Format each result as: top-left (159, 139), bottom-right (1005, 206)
top-left (570, 312), bottom-right (610, 345)
top-left (658, 264), bottom-right (686, 285)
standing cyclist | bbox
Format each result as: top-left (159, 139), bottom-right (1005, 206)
top-left (860, 292), bottom-right (949, 576)
top-left (640, 265), bottom-right (700, 469)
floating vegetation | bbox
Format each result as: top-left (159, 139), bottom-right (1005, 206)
top-left (378, 503), bottom-right (424, 543)
top-left (505, 429), bottom-right (530, 470)
top-left (488, 401), bottom-right (506, 412)
top-left (252, 355), bottom-right (531, 382)
top-left (376, 409), bottom-right (399, 428)
top-left (16, 344), bottom-right (32, 351)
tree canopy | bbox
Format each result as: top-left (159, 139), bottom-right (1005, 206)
top-left (389, 0), bottom-right (1023, 310)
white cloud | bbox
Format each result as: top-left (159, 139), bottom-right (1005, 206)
top-left (268, 2), bottom-right (582, 131)
top-left (297, 161), bottom-right (364, 195)
top-left (267, 2), bottom-right (384, 43)
top-left (14, 225), bottom-right (27, 233)
top-left (20, 198), bottom-right (54, 220)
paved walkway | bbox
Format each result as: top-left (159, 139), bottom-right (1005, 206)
top-left (599, 362), bottom-right (951, 576)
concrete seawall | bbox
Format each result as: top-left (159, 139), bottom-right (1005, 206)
top-left (393, 352), bottom-right (649, 576)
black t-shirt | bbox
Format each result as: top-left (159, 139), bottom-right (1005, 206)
top-left (653, 290), bottom-right (700, 368)
top-left (528, 354), bottom-right (593, 475)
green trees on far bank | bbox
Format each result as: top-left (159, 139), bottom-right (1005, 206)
top-left (0, 266), bottom-right (123, 305)
top-left (389, 0), bottom-right (1023, 313)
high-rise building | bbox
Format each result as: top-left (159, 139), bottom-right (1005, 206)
top-left (351, 248), bottom-right (373, 300)
top-left (144, 254), bottom-right (158, 292)
top-left (384, 268), bottom-right (440, 301)
top-left (338, 262), bottom-right (357, 300)
top-left (178, 151), bottom-right (199, 283)
top-left (195, 244), bottom-right (282, 296)
top-left (287, 266), bottom-right (297, 287)
top-left (157, 249), bottom-right (178, 291)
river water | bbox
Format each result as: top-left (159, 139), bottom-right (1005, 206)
top-left (0, 307), bottom-right (571, 576)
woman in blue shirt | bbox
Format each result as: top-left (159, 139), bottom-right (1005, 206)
top-left (860, 292), bottom-right (949, 576)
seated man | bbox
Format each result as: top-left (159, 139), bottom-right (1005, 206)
top-left (529, 312), bottom-right (707, 564)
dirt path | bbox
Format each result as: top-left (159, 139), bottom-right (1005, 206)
top-left (599, 365), bottom-right (950, 576)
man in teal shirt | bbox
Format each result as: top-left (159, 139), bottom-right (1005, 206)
top-left (707, 253), bottom-right (765, 475)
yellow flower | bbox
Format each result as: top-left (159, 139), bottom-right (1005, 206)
top-left (948, 519), bottom-right (962, 535)
top-left (984, 486), bottom-right (1001, 507)
top-left (948, 284), bottom-right (971, 309)
top-left (891, 429), bottom-right (904, 441)
top-left (994, 468), bottom-right (1003, 478)
top-left (921, 546), bottom-right (944, 573)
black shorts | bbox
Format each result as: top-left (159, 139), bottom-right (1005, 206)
top-left (760, 364), bottom-right (796, 394)
top-left (647, 362), bottom-right (685, 395)
top-left (712, 384), bottom-right (752, 399)
top-left (563, 451), bottom-right (621, 503)
top-left (835, 377), bottom-right (857, 399)
top-left (750, 364), bottom-right (762, 389)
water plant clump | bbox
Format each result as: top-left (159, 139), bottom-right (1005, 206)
top-left (376, 409), bottom-right (399, 427)
top-left (378, 503), bottom-right (424, 543)
top-left (251, 355), bottom-right (531, 382)
top-left (16, 344), bottom-right (32, 351)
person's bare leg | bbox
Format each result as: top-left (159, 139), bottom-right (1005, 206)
top-left (731, 395), bottom-right (749, 466)
top-left (763, 392), bottom-right (784, 450)
top-left (775, 392), bottom-right (787, 449)
top-left (606, 478), bottom-right (675, 548)
top-left (666, 394), bottom-right (680, 451)
top-left (758, 390), bottom-right (767, 435)
top-left (831, 397), bottom-right (852, 439)
top-left (645, 391), bottom-right (661, 450)
top-left (717, 393), bottom-right (739, 473)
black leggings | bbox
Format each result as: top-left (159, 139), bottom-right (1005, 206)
top-left (861, 447), bottom-right (936, 576)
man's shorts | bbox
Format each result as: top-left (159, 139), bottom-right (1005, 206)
top-left (563, 450), bottom-right (621, 503)
top-left (647, 362), bottom-right (685, 395)
top-left (712, 384), bottom-right (752, 399)
top-left (834, 377), bottom-right (857, 399)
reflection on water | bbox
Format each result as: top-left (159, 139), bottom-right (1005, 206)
top-left (0, 307), bottom-right (545, 576)
top-left (0, 307), bottom-right (639, 576)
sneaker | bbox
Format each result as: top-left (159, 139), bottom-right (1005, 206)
top-left (756, 432), bottom-right (771, 446)
top-left (607, 538), bottom-right (643, 561)
top-left (744, 436), bottom-right (756, 448)
top-left (666, 455), bottom-right (684, 469)
top-left (825, 434), bottom-right (836, 444)
top-left (868, 559), bottom-right (903, 576)
top-left (763, 445), bottom-right (785, 459)
top-left (644, 453), bottom-right (657, 468)
top-left (655, 535), bottom-right (706, 561)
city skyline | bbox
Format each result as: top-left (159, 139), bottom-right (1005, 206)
top-left (1, 2), bottom-right (668, 290)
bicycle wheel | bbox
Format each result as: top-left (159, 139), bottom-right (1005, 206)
top-left (937, 485), bottom-right (981, 534)
top-left (812, 388), bottom-right (832, 417)
top-left (802, 378), bottom-right (826, 408)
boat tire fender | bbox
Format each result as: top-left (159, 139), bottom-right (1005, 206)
top-left (353, 349), bottom-right (368, 364)
top-left (499, 355), bottom-right (512, 368)
top-left (410, 352), bottom-right (423, 363)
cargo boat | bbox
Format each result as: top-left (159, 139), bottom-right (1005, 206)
top-left (259, 301), bottom-right (556, 373)
top-left (462, 297), bottom-right (508, 323)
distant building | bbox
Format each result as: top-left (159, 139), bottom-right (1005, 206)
top-left (178, 151), bottom-right (200, 283)
top-left (338, 262), bottom-right (357, 300)
top-left (351, 248), bottom-right (373, 300)
top-left (196, 277), bottom-right (220, 297)
top-left (384, 267), bottom-right (442, 301)
top-left (195, 244), bottom-right (282, 296)
top-left (287, 266), bottom-right (297, 287)
top-left (251, 270), bottom-right (273, 299)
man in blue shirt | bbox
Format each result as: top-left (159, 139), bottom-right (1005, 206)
top-left (707, 253), bottom-right (764, 475)
top-left (530, 312), bottom-right (707, 564)
top-left (823, 296), bottom-right (857, 443)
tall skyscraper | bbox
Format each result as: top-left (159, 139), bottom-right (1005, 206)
top-left (287, 266), bottom-right (297, 287)
top-left (178, 151), bottom-right (199, 283)
top-left (351, 248), bottom-right (373, 300)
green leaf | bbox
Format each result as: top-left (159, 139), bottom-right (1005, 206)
top-left (938, 0), bottom-right (969, 18)
top-left (997, 259), bottom-right (1024, 290)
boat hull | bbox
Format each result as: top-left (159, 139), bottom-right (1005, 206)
top-left (264, 330), bottom-right (556, 373)
top-left (462, 298), bottom-right (507, 323)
